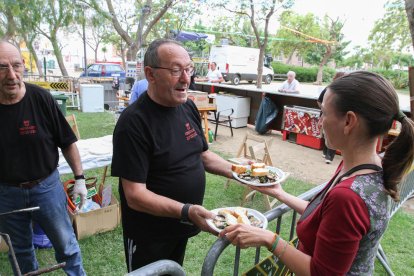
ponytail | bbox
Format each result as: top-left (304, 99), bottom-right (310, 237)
top-left (382, 116), bottom-right (414, 201)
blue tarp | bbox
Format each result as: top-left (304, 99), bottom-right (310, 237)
top-left (170, 30), bottom-right (208, 42)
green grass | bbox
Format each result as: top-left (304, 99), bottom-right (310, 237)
top-left (1, 110), bottom-right (413, 275)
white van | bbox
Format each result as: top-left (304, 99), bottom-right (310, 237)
top-left (209, 45), bottom-right (274, 85)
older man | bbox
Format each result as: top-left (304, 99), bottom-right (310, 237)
top-left (278, 70), bottom-right (300, 93)
top-left (0, 40), bottom-right (86, 275)
top-left (111, 39), bottom-right (233, 271)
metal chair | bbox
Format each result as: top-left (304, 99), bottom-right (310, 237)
top-left (208, 108), bottom-right (234, 140)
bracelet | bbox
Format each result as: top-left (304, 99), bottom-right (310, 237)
top-left (268, 234), bottom-right (280, 252)
top-left (277, 240), bottom-right (289, 259)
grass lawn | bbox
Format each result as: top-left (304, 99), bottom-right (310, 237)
top-left (1, 110), bottom-right (413, 275)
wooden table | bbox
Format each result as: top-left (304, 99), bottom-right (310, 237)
top-left (197, 105), bottom-right (217, 142)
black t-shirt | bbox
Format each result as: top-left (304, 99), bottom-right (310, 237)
top-left (111, 92), bottom-right (208, 241)
top-left (0, 82), bottom-right (77, 183)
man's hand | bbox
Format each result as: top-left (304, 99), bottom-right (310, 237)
top-left (73, 179), bottom-right (87, 210)
top-left (188, 205), bottom-right (218, 235)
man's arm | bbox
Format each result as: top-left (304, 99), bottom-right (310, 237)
top-left (201, 150), bottom-right (233, 178)
top-left (61, 143), bottom-right (83, 176)
top-left (122, 179), bottom-right (216, 233)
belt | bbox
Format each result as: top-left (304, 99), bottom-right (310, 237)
top-left (7, 177), bottom-right (47, 189)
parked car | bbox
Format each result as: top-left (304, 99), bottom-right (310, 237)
top-left (80, 63), bottom-right (126, 78)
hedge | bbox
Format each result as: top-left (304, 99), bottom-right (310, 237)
top-left (271, 62), bottom-right (409, 89)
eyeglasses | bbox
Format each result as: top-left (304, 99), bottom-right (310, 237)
top-left (151, 65), bottom-right (194, 77)
top-left (0, 64), bottom-right (24, 73)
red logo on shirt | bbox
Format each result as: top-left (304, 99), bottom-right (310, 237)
top-left (184, 122), bottom-right (198, 141)
top-left (19, 120), bottom-right (37, 135)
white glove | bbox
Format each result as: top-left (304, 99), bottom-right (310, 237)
top-left (73, 178), bottom-right (87, 210)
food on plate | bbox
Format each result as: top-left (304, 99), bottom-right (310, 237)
top-left (251, 168), bottom-right (269, 177)
top-left (234, 165), bottom-right (281, 184)
top-left (231, 164), bottom-right (247, 174)
top-left (251, 162), bottom-right (266, 169)
top-left (212, 207), bottom-right (264, 230)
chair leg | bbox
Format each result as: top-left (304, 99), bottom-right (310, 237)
top-left (228, 116), bottom-right (233, 137)
top-left (224, 179), bottom-right (232, 189)
top-left (214, 119), bottom-right (219, 141)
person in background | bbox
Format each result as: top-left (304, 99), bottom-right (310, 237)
top-left (278, 71), bottom-right (300, 93)
top-left (317, 71), bottom-right (346, 164)
top-left (0, 40), bottom-right (87, 275)
top-left (129, 76), bottom-right (148, 104)
top-left (111, 38), bottom-right (233, 272)
top-left (195, 61), bottom-right (224, 83)
top-left (221, 71), bottom-right (414, 275)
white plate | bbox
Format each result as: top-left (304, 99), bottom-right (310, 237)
top-left (232, 165), bottom-right (287, 186)
top-left (206, 207), bottom-right (268, 233)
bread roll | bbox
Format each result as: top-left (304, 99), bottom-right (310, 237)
top-left (237, 213), bottom-right (250, 225)
top-left (251, 168), bottom-right (269, 177)
top-left (251, 163), bottom-right (266, 169)
top-left (231, 164), bottom-right (247, 174)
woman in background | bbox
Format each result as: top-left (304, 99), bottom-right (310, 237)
top-left (221, 71), bottom-right (414, 275)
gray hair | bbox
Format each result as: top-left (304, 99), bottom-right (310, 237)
top-left (144, 38), bottom-right (184, 67)
top-left (287, 71), bottom-right (296, 77)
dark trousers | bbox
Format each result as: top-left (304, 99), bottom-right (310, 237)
top-left (323, 145), bottom-right (336, 161)
top-left (124, 235), bottom-right (188, 273)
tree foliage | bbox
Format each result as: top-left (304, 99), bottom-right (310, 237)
top-left (270, 11), bottom-right (319, 64)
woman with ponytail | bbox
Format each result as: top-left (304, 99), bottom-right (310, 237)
top-left (220, 71), bottom-right (414, 275)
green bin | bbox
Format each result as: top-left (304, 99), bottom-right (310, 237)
top-left (51, 93), bottom-right (68, 116)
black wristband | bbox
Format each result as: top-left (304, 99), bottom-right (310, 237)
top-left (180, 203), bottom-right (193, 225)
top-left (74, 174), bottom-right (85, 180)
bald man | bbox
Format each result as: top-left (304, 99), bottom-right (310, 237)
top-left (0, 40), bottom-right (86, 275)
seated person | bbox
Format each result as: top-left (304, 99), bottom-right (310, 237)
top-left (195, 62), bottom-right (224, 83)
top-left (278, 71), bottom-right (300, 93)
top-left (129, 77), bottom-right (149, 104)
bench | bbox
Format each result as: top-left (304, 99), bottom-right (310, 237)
top-left (201, 167), bottom-right (414, 275)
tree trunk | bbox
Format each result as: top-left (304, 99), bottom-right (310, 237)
top-left (316, 46), bottom-right (332, 84)
top-left (24, 38), bottom-right (43, 76)
top-left (50, 34), bottom-right (68, 76)
top-left (256, 46), bottom-right (265, 89)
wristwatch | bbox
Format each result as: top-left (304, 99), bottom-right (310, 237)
top-left (180, 203), bottom-right (193, 225)
top-left (74, 174), bottom-right (85, 180)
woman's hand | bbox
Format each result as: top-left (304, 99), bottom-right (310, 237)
top-left (249, 183), bottom-right (285, 199)
top-left (219, 224), bottom-right (275, 249)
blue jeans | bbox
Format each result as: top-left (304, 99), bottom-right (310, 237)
top-left (0, 169), bottom-right (86, 275)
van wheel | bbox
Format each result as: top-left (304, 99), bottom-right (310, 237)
top-left (248, 80), bottom-right (253, 84)
top-left (231, 75), bottom-right (241, 85)
top-left (265, 74), bottom-right (273, 84)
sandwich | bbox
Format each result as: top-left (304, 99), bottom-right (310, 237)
top-left (251, 168), bottom-right (269, 177)
top-left (231, 164), bottom-right (247, 174)
top-left (251, 162), bottom-right (266, 169)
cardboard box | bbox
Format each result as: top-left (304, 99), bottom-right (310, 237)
top-left (187, 91), bottom-right (209, 108)
top-left (69, 194), bottom-right (120, 240)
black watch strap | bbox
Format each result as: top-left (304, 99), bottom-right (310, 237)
top-left (180, 203), bottom-right (193, 225)
top-left (74, 174), bottom-right (85, 180)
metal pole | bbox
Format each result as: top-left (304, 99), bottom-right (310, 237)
top-left (82, 15), bottom-right (87, 76)
top-left (43, 57), bottom-right (46, 81)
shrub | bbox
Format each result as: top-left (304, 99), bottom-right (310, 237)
top-left (370, 69), bottom-right (408, 89)
top-left (271, 62), bottom-right (336, 83)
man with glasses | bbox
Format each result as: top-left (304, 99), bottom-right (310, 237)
top-left (0, 40), bottom-right (86, 275)
top-left (112, 39), bottom-right (234, 271)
